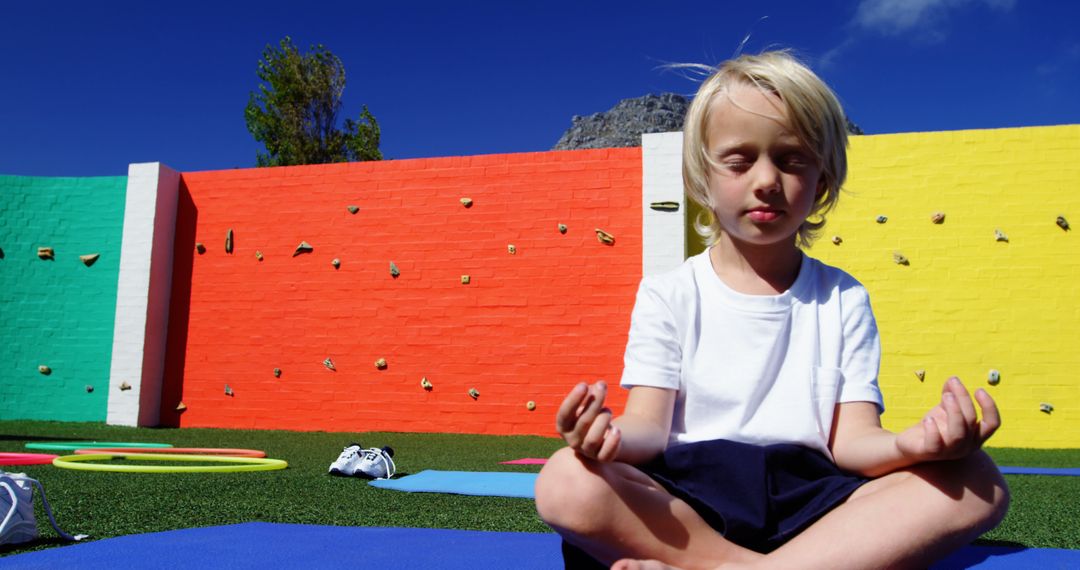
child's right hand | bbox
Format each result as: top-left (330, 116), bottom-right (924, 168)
top-left (555, 381), bottom-right (622, 462)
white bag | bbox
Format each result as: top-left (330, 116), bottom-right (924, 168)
top-left (0, 471), bottom-right (87, 545)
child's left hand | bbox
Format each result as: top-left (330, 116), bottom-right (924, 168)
top-left (895, 377), bottom-right (1000, 463)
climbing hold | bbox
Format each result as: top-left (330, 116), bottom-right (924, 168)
top-left (1057, 216), bottom-right (1070, 231)
top-left (38, 365), bottom-right (51, 376)
top-left (390, 262), bottom-right (400, 278)
top-left (994, 229), bottom-right (1008, 242)
top-left (931, 212), bottom-right (946, 224)
top-left (273, 368), bottom-right (281, 378)
top-left (375, 358), bottom-right (387, 370)
top-left (831, 236), bottom-right (842, 245)
top-left (526, 401), bottom-right (536, 411)
top-left (293, 241), bottom-right (314, 256)
top-left (225, 229), bottom-right (234, 254)
top-left (987, 369), bottom-right (1001, 386)
top-left (468, 388), bottom-right (480, 400)
top-left (224, 384), bottom-right (233, 396)
top-left (1040, 402), bottom-right (1054, 414)
top-left (461, 275), bottom-right (471, 285)
top-left (649, 201), bottom-right (680, 212)
top-left (875, 215), bottom-right (888, 224)
top-left (507, 244), bottom-right (516, 255)
top-left (175, 402), bottom-right (187, 412)
top-left (915, 370), bottom-right (926, 382)
top-left (595, 228), bottom-right (615, 245)
top-left (37, 247), bottom-right (54, 260)
top-left (323, 357), bottom-right (336, 371)
top-left (893, 252), bottom-right (910, 266)
top-left (460, 197), bottom-right (473, 208)
top-left (558, 223), bottom-right (568, 234)
top-left (332, 258), bottom-right (341, 269)
top-left (255, 250), bottom-right (263, 261)
top-left (119, 381), bottom-right (131, 391)
top-left (347, 205), bottom-right (360, 214)
top-left (420, 377), bottom-right (433, 390)
top-left (196, 243), bottom-right (206, 254)
top-left (85, 385), bottom-right (94, 393)
top-left (80, 253), bottom-right (100, 266)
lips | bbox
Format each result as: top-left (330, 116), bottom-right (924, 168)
top-left (745, 207), bottom-right (783, 222)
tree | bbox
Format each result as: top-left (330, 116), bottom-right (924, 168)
top-left (245, 37), bottom-right (382, 166)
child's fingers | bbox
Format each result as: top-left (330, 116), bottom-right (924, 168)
top-left (574, 382), bottom-right (608, 430)
top-left (922, 417), bottom-right (944, 456)
top-left (565, 383), bottom-right (607, 448)
top-left (975, 388), bottom-right (1001, 443)
top-left (945, 377), bottom-right (978, 429)
top-left (580, 408), bottom-right (613, 458)
top-left (942, 391), bottom-right (966, 446)
top-left (555, 383), bottom-right (588, 434)
top-left (596, 425), bottom-right (621, 462)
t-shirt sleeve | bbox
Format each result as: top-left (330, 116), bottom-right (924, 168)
top-left (620, 277), bottom-right (682, 390)
top-left (838, 285), bottom-right (885, 412)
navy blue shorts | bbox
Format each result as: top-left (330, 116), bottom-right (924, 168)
top-left (562, 439), bottom-right (867, 568)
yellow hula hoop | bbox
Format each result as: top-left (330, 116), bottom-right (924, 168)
top-left (52, 453), bottom-right (287, 473)
top-left (73, 447), bottom-right (267, 458)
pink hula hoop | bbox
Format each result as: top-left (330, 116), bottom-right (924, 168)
top-left (73, 447), bottom-right (266, 458)
top-left (0, 452), bottom-right (60, 466)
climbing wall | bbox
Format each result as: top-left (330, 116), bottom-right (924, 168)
top-left (0, 175), bottom-right (127, 421)
top-left (164, 149), bottom-right (643, 435)
top-left (807, 125), bottom-right (1080, 448)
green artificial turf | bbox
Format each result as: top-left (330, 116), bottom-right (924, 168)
top-left (1, 421), bottom-right (1078, 558)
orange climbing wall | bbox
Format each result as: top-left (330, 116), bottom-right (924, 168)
top-left (163, 149), bottom-right (643, 435)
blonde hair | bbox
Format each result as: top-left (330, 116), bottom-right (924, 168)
top-left (682, 50), bottom-right (849, 248)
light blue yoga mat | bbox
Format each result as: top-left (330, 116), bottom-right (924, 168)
top-left (369, 470), bottom-right (538, 498)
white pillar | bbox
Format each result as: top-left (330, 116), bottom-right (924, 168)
top-left (106, 163), bottom-right (179, 427)
top-left (641, 132), bottom-right (686, 275)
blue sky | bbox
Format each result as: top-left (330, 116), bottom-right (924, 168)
top-left (2, 0), bottom-right (1077, 177)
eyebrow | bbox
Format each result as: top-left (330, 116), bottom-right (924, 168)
top-left (712, 136), bottom-right (806, 156)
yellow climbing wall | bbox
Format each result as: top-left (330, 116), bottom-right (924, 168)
top-left (806, 125), bottom-right (1080, 448)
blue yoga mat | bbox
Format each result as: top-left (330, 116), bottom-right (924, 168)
top-left (1, 523), bottom-right (1076, 569)
top-left (0, 523), bottom-right (560, 569)
top-left (999, 466), bottom-right (1080, 476)
top-left (931, 545), bottom-right (1080, 569)
top-left (369, 469), bottom-right (538, 498)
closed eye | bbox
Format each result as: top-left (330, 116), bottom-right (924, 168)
top-left (722, 159), bottom-right (752, 173)
top-left (778, 153), bottom-right (814, 171)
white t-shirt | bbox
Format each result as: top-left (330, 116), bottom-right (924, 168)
top-left (620, 249), bottom-right (884, 457)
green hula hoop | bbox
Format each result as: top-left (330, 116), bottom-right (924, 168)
top-left (27, 441), bottom-right (173, 451)
top-left (52, 453), bottom-right (287, 473)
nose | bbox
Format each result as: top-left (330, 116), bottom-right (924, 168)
top-left (752, 160), bottom-right (782, 195)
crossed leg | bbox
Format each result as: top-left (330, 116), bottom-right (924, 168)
top-left (535, 446), bottom-right (762, 569)
top-left (536, 447), bottom-right (1009, 570)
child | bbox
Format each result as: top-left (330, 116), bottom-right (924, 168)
top-left (534, 50), bottom-right (1009, 570)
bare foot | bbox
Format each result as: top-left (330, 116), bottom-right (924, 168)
top-left (611, 559), bottom-right (682, 570)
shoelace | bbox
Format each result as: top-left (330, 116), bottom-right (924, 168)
top-left (335, 446), bottom-right (360, 463)
top-left (360, 449), bottom-right (395, 479)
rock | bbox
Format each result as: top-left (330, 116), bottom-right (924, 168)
top-left (554, 93), bottom-right (862, 150)
top-left (553, 94), bottom-right (689, 150)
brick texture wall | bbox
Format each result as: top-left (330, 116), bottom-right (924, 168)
top-left (162, 149), bottom-right (643, 435)
top-left (806, 125), bottom-right (1080, 448)
top-left (0, 175), bottom-right (127, 421)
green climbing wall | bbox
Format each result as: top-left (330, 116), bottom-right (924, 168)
top-left (0, 175), bottom-right (127, 421)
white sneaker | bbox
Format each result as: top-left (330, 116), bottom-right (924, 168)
top-left (354, 446), bottom-right (395, 480)
top-left (328, 443), bottom-right (363, 476)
